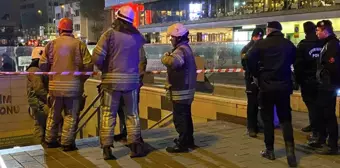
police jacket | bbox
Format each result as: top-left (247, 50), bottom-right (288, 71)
top-left (294, 34), bottom-right (323, 86)
top-left (93, 20), bottom-right (145, 91)
top-left (316, 34), bottom-right (340, 88)
top-left (39, 33), bottom-right (93, 97)
top-left (161, 40), bottom-right (197, 104)
top-left (241, 40), bottom-right (256, 80)
top-left (247, 31), bottom-right (296, 92)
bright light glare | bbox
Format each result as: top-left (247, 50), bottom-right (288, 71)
top-left (234, 2), bottom-right (239, 6)
top-left (189, 3), bottom-right (202, 21)
top-left (337, 89), bottom-right (340, 96)
top-left (242, 2), bottom-right (246, 5)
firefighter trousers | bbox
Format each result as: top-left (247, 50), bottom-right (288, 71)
top-left (100, 89), bottom-right (142, 147)
top-left (45, 96), bottom-right (80, 146)
top-left (117, 88), bottom-right (141, 136)
top-left (117, 97), bottom-right (127, 136)
top-left (31, 103), bottom-right (48, 143)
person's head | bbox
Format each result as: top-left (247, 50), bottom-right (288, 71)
top-left (166, 23), bottom-right (189, 47)
top-left (316, 20), bottom-right (333, 39)
top-left (266, 21), bottom-right (282, 35)
top-left (303, 21), bottom-right (316, 35)
top-left (58, 17), bottom-right (73, 34)
top-left (31, 47), bottom-right (45, 60)
top-left (251, 28), bottom-right (264, 41)
top-left (116, 6), bottom-right (135, 24)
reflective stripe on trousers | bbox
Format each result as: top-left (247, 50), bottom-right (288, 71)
top-left (101, 73), bottom-right (139, 84)
top-left (166, 89), bottom-right (195, 101)
top-left (100, 89), bottom-right (141, 147)
top-left (45, 96), bottom-right (80, 146)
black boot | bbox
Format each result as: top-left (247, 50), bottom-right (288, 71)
top-left (103, 146), bottom-right (115, 160)
top-left (316, 144), bottom-right (339, 155)
top-left (173, 138), bottom-right (196, 149)
top-left (261, 149), bottom-right (275, 160)
top-left (42, 141), bottom-right (60, 148)
top-left (301, 125), bottom-right (311, 132)
top-left (113, 133), bottom-right (127, 144)
top-left (62, 143), bottom-right (78, 152)
top-left (307, 135), bottom-right (323, 148)
top-left (248, 129), bottom-right (258, 138)
top-left (285, 142), bottom-right (297, 167)
top-left (130, 142), bottom-right (146, 158)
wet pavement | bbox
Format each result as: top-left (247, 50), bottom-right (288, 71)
top-left (0, 111), bottom-right (339, 168)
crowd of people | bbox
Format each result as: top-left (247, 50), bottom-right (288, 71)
top-left (24, 4), bottom-right (339, 168)
top-left (241, 19), bottom-right (339, 167)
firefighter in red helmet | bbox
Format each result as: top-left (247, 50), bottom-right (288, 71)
top-left (40, 17), bottom-right (93, 151)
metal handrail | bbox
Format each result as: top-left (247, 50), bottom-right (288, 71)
top-left (147, 112), bottom-right (173, 130)
top-left (79, 91), bottom-right (103, 121)
top-left (76, 107), bottom-right (100, 134)
top-left (76, 91), bottom-right (103, 134)
top-left (76, 89), bottom-right (174, 135)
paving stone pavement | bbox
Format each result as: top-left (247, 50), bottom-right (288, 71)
top-left (0, 111), bottom-right (339, 168)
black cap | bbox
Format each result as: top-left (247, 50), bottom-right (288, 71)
top-left (252, 28), bottom-right (264, 37)
top-left (303, 21), bottom-right (316, 34)
top-left (316, 20), bottom-right (332, 28)
top-left (316, 20), bottom-right (334, 33)
top-left (267, 21), bottom-right (282, 31)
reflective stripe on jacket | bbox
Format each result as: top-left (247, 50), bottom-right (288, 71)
top-left (93, 28), bottom-right (145, 91)
top-left (162, 41), bottom-right (197, 104)
top-left (39, 33), bottom-right (93, 97)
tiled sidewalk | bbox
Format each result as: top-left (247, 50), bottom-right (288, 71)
top-left (0, 111), bottom-right (339, 168)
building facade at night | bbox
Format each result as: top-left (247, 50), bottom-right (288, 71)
top-left (0, 0), bottom-right (22, 46)
top-left (54, 2), bottom-right (97, 43)
top-left (105, 0), bottom-right (340, 45)
top-left (20, 0), bottom-right (66, 41)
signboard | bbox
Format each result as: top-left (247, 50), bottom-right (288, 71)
top-left (0, 76), bottom-right (33, 149)
top-left (294, 24), bottom-right (299, 38)
top-left (105, 0), bottom-right (147, 8)
top-left (18, 56), bottom-right (32, 67)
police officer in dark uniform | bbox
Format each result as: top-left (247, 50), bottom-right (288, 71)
top-left (241, 28), bottom-right (264, 138)
top-left (314, 20), bottom-right (339, 155)
top-left (293, 21), bottom-right (323, 141)
top-left (247, 21), bottom-right (297, 167)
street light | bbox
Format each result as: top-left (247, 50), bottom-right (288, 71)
top-left (234, 2), bottom-right (239, 12)
top-left (37, 10), bottom-right (42, 15)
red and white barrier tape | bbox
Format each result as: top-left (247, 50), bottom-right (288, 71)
top-left (0, 68), bottom-right (244, 76)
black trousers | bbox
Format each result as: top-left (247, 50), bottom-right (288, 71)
top-left (173, 102), bottom-right (194, 146)
top-left (245, 79), bottom-right (259, 132)
top-left (315, 86), bottom-right (338, 148)
top-left (259, 91), bottom-right (294, 150)
top-left (300, 83), bottom-right (319, 135)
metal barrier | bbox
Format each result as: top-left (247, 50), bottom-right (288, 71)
top-left (76, 91), bottom-right (103, 135)
top-left (75, 89), bottom-right (174, 135)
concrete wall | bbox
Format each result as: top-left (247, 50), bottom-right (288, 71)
top-left (79, 79), bottom-right (340, 139)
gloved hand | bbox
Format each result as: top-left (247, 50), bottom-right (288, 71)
top-left (161, 52), bottom-right (171, 66)
top-left (97, 84), bottom-right (102, 94)
top-left (163, 52), bottom-right (171, 57)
